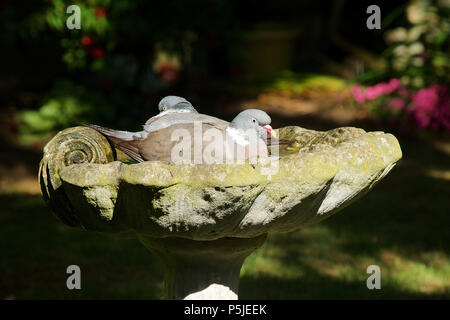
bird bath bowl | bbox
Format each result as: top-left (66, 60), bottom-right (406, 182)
top-left (39, 125), bottom-right (402, 299)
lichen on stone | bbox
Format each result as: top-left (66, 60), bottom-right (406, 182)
top-left (49, 125), bottom-right (402, 239)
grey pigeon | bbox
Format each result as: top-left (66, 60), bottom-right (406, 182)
top-left (143, 96), bottom-right (199, 132)
top-left (88, 96), bottom-right (198, 141)
top-left (157, 95), bottom-right (198, 114)
top-left (87, 109), bottom-right (280, 163)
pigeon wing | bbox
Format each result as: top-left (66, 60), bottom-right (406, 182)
top-left (139, 118), bottom-right (228, 163)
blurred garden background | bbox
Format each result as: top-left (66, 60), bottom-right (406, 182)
top-left (0, 0), bottom-right (449, 299)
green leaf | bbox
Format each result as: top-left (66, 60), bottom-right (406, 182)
top-left (434, 31), bottom-right (449, 45)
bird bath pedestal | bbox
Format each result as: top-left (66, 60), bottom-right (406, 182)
top-left (39, 125), bottom-right (402, 299)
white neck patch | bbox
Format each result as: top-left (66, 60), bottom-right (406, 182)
top-left (226, 127), bottom-right (250, 146)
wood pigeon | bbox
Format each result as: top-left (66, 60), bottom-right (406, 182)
top-left (88, 96), bottom-right (198, 141)
top-left (143, 96), bottom-right (198, 133)
top-left (87, 99), bottom-right (286, 163)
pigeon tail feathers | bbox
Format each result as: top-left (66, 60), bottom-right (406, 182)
top-left (85, 124), bottom-right (145, 162)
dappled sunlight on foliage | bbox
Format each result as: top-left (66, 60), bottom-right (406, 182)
top-left (352, 0), bottom-right (450, 134)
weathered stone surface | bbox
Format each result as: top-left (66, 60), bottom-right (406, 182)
top-left (40, 124), bottom-right (402, 300)
top-left (39, 126), bottom-right (115, 227)
top-left (54, 126), bottom-right (402, 240)
top-left (137, 234), bottom-right (267, 299)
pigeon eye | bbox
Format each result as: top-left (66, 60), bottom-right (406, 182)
top-left (162, 105), bottom-right (167, 111)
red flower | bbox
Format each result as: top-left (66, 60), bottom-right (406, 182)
top-left (158, 63), bottom-right (181, 85)
top-left (81, 36), bottom-right (93, 46)
top-left (95, 8), bottom-right (107, 18)
top-left (90, 47), bottom-right (104, 59)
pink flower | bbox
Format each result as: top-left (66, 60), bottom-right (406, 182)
top-left (388, 78), bottom-right (401, 91)
top-left (364, 85), bottom-right (383, 100)
top-left (352, 79), bottom-right (449, 131)
top-left (411, 85), bottom-right (439, 116)
top-left (410, 84), bottom-right (450, 131)
top-left (389, 98), bottom-right (405, 109)
top-left (364, 78), bottom-right (402, 100)
top-left (412, 109), bottom-right (431, 129)
top-left (398, 87), bottom-right (409, 97)
top-left (352, 85), bottom-right (366, 103)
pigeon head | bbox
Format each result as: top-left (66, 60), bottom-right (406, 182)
top-left (229, 109), bottom-right (274, 140)
top-left (158, 96), bottom-right (198, 114)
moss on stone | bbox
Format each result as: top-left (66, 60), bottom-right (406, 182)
top-left (52, 125), bottom-right (402, 239)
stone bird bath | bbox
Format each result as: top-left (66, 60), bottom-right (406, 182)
top-left (39, 125), bottom-right (402, 299)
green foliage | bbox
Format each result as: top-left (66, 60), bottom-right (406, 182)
top-left (351, 0), bottom-right (450, 134)
top-left (42, 0), bottom-right (110, 70)
top-left (4, 0), bottom-right (240, 144)
top-left (18, 80), bottom-right (115, 143)
top-left (358, 0), bottom-right (450, 89)
top-left (266, 71), bottom-right (347, 96)
top-left (18, 0), bottom-right (236, 71)
top-left (224, 71), bottom-right (349, 97)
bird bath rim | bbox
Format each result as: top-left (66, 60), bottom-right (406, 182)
top-left (39, 124), bottom-right (402, 299)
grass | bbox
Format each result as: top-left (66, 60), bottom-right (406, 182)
top-left (241, 137), bottom-right (450, 299)
top-left (0, 193), bottom-right (165, 299)
top-left (218, 71), bottom-right (349, 98)
top-left (0, 136), bottom-right (449, 299)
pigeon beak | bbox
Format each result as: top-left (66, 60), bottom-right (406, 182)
top-left (263, 125), bottom-right (277, 138)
